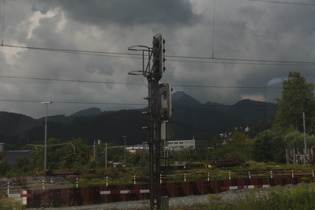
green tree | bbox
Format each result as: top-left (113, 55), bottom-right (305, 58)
top-left (284, 130), bottom-right (315, 149)
top-left (173, 148), bottom-right (195, 162)
top-left (15, 157), bottom-right (32, 172)
top-left (0, 162), bottom-right (10, 175)
top-left (253, 129), bottom-right (285, 163)
top-left (275, 72), bottom-right (315, 132)
top-left (30, 138), bottom-right (91, 170)
top-left (211, 131), bottom-right (252, 162)
top-left (62, 138), bottom-right (90, 169)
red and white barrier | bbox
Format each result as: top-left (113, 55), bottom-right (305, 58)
top-left (221, 184), bottom-right (270, 191)
top-left (100, 189), bottom-right (150, 195)
top-left (0, 192), bottom-right (32, 198)
top-left (5, 193), bottom-right (32, 198)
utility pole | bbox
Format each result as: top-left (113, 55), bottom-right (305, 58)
top-left (128, 34), bottom-right (172, 210)
top-left (123, 136), bottom-right (127, 163)
top-left (303, 112), bottom-right (307, 164)
top-left (94, 140), bottom-right (96, 162)
top-left (41, 101), bottom-right (52, 170)
top-left (105, 143), bottom-right (108, 168)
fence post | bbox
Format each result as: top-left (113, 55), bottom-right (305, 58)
top-left (42, 179), bottom-right (45, 190)
top-left (161, 196), bottom-right (169, 210)
top-left (292, 170), bottom-right (294, 178)
top-left (312, 170), bottom-right (314, 178)
top-left (133, 175), bottom-right (136, 185)
top-left (22, 190), bottom-right (27, 206)
top-left (106, 176), bottom-right (109, 186)
top-left (207, 172), bottom-right (210, 182)
top-left (184, 173), bottom-right (187, 182)
top-left (7, 182), bottom-right (9, 195)
top-left (270, 170), bottom-right (273, 179)
top-left (76, 177), bottom-right (79, 188)
top-left (229, 171), bottom-right (231, 180)
top-left (248, 171), bottom-right (251, 179)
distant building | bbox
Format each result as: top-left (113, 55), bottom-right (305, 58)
top-left (0, 143), bottom-right (31, 166)
top-left (126, 143), bottom-right (149, 154)
top-left (166, 138), bottom-right (208, 150)
top-left (126, 144), bottom-right (149, 151)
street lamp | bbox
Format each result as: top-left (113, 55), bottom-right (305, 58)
top-left (41, 101), bottom-right (52, 170)
top-left (104, 143), bottom-right (108, 168)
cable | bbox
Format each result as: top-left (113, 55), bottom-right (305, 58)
top-left (2, 44), bottom-right (315, 66)
top-left (54, 101), bottom-right (146, 106)
top-left (0, 74), bottom-right (283, 90)
top-left (0, 75), bottom-right (147, 86)
top-left (0, 98), bottom-right (278, 108)
top-left (171, 84), bottom-right (282, 89)
top-left (167, 57), bottom-right (311, 66)
top-left (212, 0), bottom-right (216, 59)
top-left (0, 99), bottom-right (147, 106)
top-left (249, 0), bottom-right (315, 6)
top-left (1, 0), bottom-right (5, 45)
top-left (1, 44), bottom-right (142, 59)
top-left (214, 57), bottom-right (315, 65)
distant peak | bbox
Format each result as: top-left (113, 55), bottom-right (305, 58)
top-left (233, 99), bottom-right (268, 106)
top-left (172, 91), bottom-right (187, 99)
top-left (70, 107), bottom-right (102, 117)
top-left (172, 91), bottom-right (201, 106)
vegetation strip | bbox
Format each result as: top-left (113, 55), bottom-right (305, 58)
top-left (221, 184), bottom-right (270, 191)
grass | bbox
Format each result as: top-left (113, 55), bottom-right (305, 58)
top-left (204, 182), bottom-right (315, 210)
top-left (0, 197), bottom-right (22, 210)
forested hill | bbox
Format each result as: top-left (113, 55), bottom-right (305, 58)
top-left (0, 91), bottom-right (277, 146)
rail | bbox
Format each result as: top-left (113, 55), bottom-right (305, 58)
top-left (1, 169), bottom-right (314, 208)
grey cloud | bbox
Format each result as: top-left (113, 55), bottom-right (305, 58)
top-left (2, 0), bottom-right (315, 118)
top-left (32, 0), bottom-right (202, 28)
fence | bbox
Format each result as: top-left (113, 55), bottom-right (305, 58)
top-left (1, 170), bottom-right (314, 208)
top-left (24, 175), bottom-right (308, 208)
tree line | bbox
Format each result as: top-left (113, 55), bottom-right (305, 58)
top-left (1, 71), bottom-right (314, 175)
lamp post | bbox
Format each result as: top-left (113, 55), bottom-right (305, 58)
top-left (41, 101), bottom-right (52, 170)
top-left (303, 112), bottom-right (307, 164)
top-left (104, 143), bottom-right (108, 168)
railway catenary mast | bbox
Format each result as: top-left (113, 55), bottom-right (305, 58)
top-left (128, 34), bottom-right (172, 210)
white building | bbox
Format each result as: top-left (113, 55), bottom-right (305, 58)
top-left (166, 138), bottom-right (208, 150)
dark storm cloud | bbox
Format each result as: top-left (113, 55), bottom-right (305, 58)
top-left (3, 0), bottom-right (315, 118)
top-left (32, 0), bottom-right (202, 27)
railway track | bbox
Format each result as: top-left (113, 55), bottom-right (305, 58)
top-left (1, 169), bottom-right (315, 208)
top-left (0, 170), bottom-right (315, 208)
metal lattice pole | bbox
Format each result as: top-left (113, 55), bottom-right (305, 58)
top-left (128, 34), bottom-right (169, 210)
top-left (148, 78), bottom-right (162, 209)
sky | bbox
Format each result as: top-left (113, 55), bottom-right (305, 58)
top-left (1, 0), bottom-right (315, 118)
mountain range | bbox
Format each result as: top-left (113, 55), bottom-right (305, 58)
top-left (0, 91), bottom-right (277, 146)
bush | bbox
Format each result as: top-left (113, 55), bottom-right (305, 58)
top-left (204, 183), bottom-right (315, 210)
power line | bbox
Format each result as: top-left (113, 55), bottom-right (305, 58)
top-left (0, 99), bottom-right (147, 106)
top-left (212, 0), bottom-right (216, 59)
top-left (0, 74), bottom-right (283, 89)
top-left (1, 0), bottom-right (5, 45)
top-left (2, 44), bottom-right (315, 66)
top-left (213, 57), bottom-right (315, 65)
top-left (1, 44), bottom-right (142, 59)
top-left (0, 98), bottom-right (278, 108)
top-left (167, 57), bottom-right (312, 66)
top-left (249, 0), bottom-right (315, 6)
top-left (0, 75), bottom-right (147, 86)
top-left (172, 84), bottom-right (282, 89)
